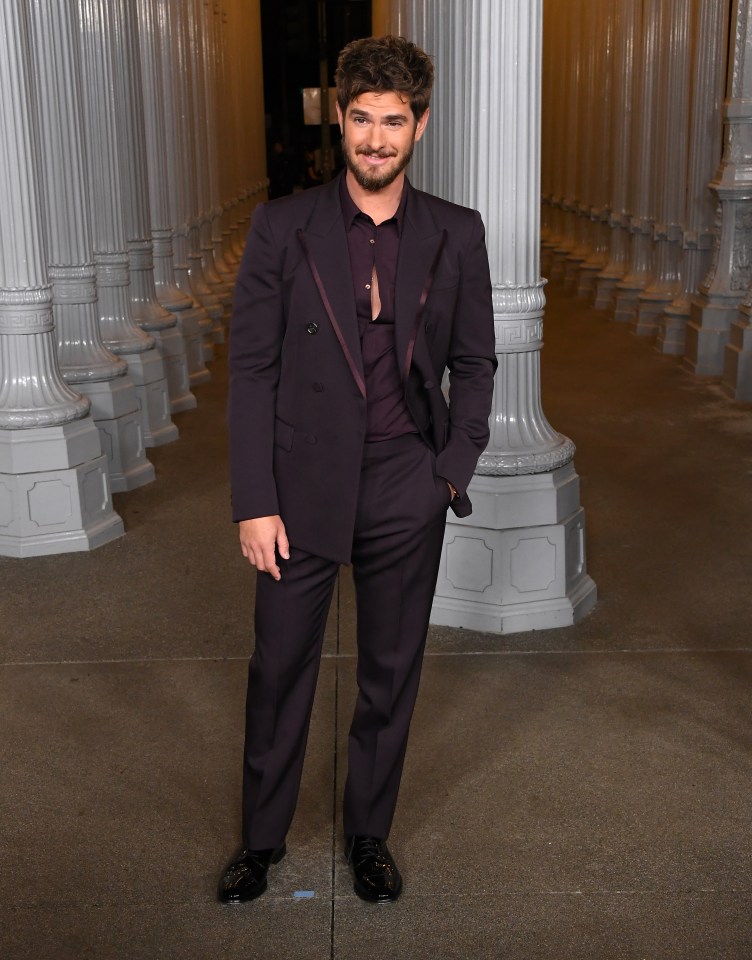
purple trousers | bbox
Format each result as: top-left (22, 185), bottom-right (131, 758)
top-left (241, 434), bottom-right (450, 848)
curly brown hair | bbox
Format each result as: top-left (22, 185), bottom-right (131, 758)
top-left (335, 35), bottom-right (434, 121)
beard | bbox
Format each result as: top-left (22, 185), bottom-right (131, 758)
top-left (343, 139), bottom-right (415, 192)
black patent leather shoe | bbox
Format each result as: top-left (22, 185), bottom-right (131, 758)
top-left (218, 843), bottom-right (286, 903)
top-left (345, 836), bottom-right (402, 903)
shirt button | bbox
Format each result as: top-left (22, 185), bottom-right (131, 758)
top-left (306, 322), bottom-right (319, 335)
top-left (313, 382), bottom-right (324, 392)
top-left (306, 434), bottom-right (317, 445)
top-left (424, 380), bottom-right (435, 389)
top-left (369, 239), bottom-right (375, 245)
top-left (365, 284), bottom-right (371, 290)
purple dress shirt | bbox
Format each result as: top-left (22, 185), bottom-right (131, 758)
top-left (340, 177), bottom-right (418, 442)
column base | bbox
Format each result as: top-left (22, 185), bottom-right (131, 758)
top-left (430, 466), bottom-right (597, 635)
top-left (150, 325), bottom-right (196, 414)
top-left (634, 291), bottom-right (672, 337)
top-left (577, 263), bottom-right (601, 300)
top-left (548, 250), bottom-right (570, 282)
top-left (121, 347), bottom-right (179, 447)
top-left (594, 274), bottom-right (620, 311)
top-left (0, 419), bottom-right (124, 557)
top-left (656, 304), bottom-right (690, 356)
top-left (174, 304), bottom-right (211, 386)
top-left (722, 313), bottom-right (752, 402)
top-left (564, 254), bottom-right (586, 289)
top-left (76, 375), bottom-right (154, 493)
top-left (683, 294), bottom-right (740, 376)
top-left (613, 283), bottom-right (643, 323)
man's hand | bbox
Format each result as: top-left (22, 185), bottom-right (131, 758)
top-left (238, 516), bottom-right (290, 581)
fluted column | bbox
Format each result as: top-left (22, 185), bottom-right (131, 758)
top-left (595, 0), bottom-right (641, 309)
top-left (686, 0), bottom-right (752, 376)
top-left (154, 0), bottom-right (213, 385)
top-left (577, 0), bottom-right (613, 298)
top-left (188, 0), bottom-right (232, 343)
top-left (635, 0), bottom-right (692, 336)
top-left (398, 0), bottom-right (596, 633)
top-left (137, 0), bottom-right (209, 389)
top-left (226, 2), bottom-right (267, 261)
top-left (77, 0), bottom-right (178, 448)
top-left (659, 0), bottom-right (729, 355)
top-left (549, 0), bottom-right (583, 280)
top-left (27, 0), bottom-right (154, 494)
top-left (207, 2), bottom-right (234, 284)
top-left (564, 0), bottom-right (597, 288)
top-left (169, 0), bottom-right (222, 363)
top-left (112, 0), bottom-right (194, 415)
top-left (614, 1), bottom-right (660, 323)
top-left (0, 1), bottom-right (123, 556)
top-left (541, 1), bottom-right (571, 277)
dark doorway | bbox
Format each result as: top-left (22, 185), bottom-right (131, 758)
top-left (260, 0), bottom-right (372, 196)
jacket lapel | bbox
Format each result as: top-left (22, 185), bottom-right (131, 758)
top-left (297, 176), bottom-right (365, 397)
top-left (395, 182), bottom-right (447, 386)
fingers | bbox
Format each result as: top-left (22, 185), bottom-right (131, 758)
top-left (237, 516), bottom-right (287, 581)
top-left (277, 527), bottom-right (290, 561)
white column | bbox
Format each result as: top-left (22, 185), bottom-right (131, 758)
top-left (77, 0), bottom-right (178, 448)
top-left (635, 0), bottom-right (692, 337)
top-left (0, 1), bottom-right (123, 556)
top-left (155, 0), bottom-right (212, 386)
top-left (577, 0), bottom-right (614, 299)
top-left (595, 1), bottom-right (640, 310)
top-left (614, 1), bottom-right (660, 323)
top-left (169, 0), bottom-right (222, 363)
top-left (401, 0), bottom-right (596, 633)
top-left (206, 2), bottom-right (234, 284)
top-left (659, 0), bottom-right (729, 354)
top-left (548, 0), bottom-right (584, 281)
top-left (136, 0), bottom-right (206, 398)
top-left (563, 0), bottom-right (595, 289)
top-left (188, 0), bottom-right (232, 343)
top-left (686, 0), bottom-right (752, 376)
top-left (112, 0), bottom-right (195, 416)
top-left (28, 0), bottom-right (154, 494)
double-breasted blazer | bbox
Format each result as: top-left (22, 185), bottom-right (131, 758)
top-left (228, 172), bottom-right (497, 564)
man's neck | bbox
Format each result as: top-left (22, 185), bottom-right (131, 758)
top-left (345, 170), bottom-right (405, 225)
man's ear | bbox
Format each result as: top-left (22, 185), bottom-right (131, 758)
top-left (336, 102), bottom-right (344, 134)
top-left (414, 107), bottom-right (430, 143)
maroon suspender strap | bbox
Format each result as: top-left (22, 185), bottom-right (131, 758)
top-left (402, 230), bottom-right (447, 387)
top-left (297, 229), bottom-right (367, 399)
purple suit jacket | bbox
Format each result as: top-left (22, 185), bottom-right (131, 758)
top-left (228, 173), bottom-right (497, 563)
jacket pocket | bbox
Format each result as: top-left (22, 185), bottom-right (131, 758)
top-left (274, 417), bottom-right (294, 451)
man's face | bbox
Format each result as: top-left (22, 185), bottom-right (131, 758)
top-left (337, 91), bottom-right (429, 192)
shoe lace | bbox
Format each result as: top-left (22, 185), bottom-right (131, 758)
top-left (352, 836), bottom-right (384, 866)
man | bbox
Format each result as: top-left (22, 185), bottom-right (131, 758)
top-left (220, 35), bottom-right (496, 904)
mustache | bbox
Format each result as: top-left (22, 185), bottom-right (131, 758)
top-left (354, 146), bottom-right (397, 158)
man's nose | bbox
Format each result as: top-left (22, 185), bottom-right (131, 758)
top-left (369, 124), bottom-right (386, 148)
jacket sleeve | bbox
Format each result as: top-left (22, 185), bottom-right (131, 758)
top-left (434, 210), bottom-right (497, 504)
top-left (227, 202), bottom-right (285, 521)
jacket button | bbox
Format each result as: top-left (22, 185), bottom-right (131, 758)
top-left (306, 434), bottom-right (317, 444)
top-left (306, 322), bottom-right (319, 335)
top-left (424, 380), bottom-right (435, 389)
top-left (313, 382), bottom-right (324, 392)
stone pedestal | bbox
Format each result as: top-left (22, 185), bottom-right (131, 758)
top-left (0, 0), bottom-right (122, 557)
top-left (723, 305), bottom-right (752, 401)
top-left (432, 467), bottom-right (594, 632)
top-left (0, 421), bottom-right (122, 556)
top-left (395, 0), bottom-right (596, 634)
top-left (685, 0), bottom-right (752, 376)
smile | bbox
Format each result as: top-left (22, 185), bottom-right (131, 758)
top-left (360, 153), bottom-right (395, 166)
